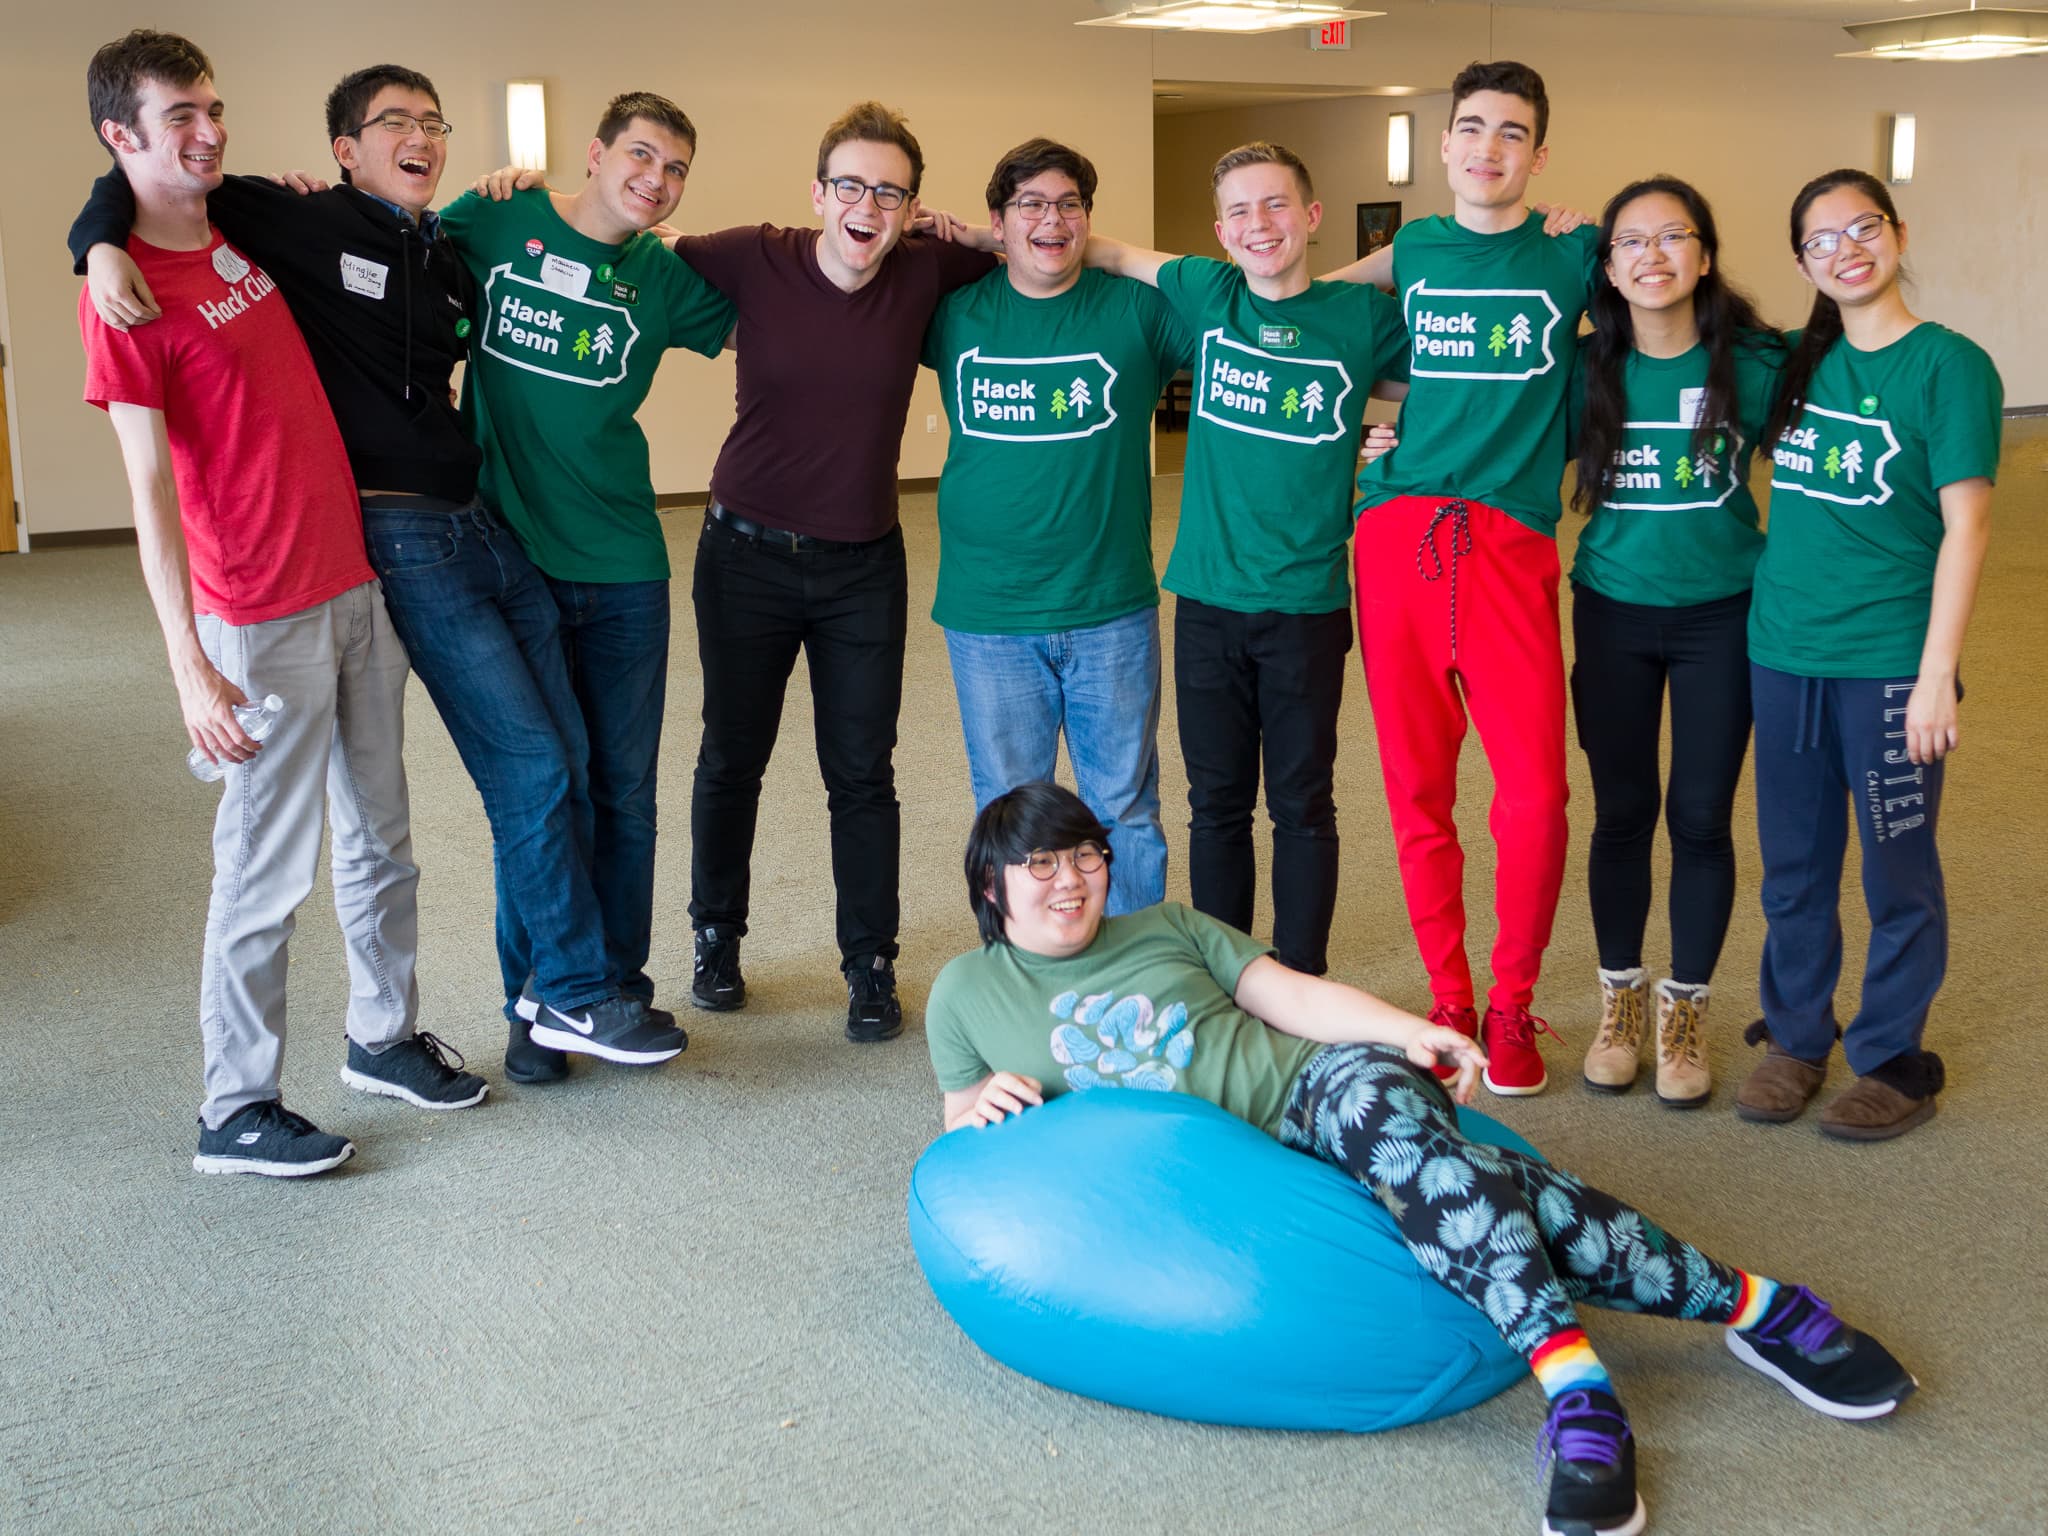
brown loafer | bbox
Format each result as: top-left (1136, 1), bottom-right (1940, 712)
top-left (1734, 1020), bottom-right (1829, 1123)
top-left (1820, 1076), bottom-right (1938, 1142)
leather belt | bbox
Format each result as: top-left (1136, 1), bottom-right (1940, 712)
top-left (710, 503), bottom-right (886, 553)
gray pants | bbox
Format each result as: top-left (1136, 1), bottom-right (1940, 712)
top-left (195, 582), bottom-right (419, 1128)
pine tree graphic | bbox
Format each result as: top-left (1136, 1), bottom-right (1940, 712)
top-left (592, 324), bottom-right (616, 363)
top-left (1488, 323), bottom-right (1508, 357)
top-left (1824, 445), bottom-right (1843, 478)
top-left (1697, 454), bottom-right (1716, 486)
top-left (1069, 378), bottom-right (1093, 417)
top-left (1674, 456), bottom-right (1695, 489)
top-left (1281, 386), bottom-right (1302, 418)
top-left (1050, 388), bottom-right (1070, 419)
top-left (572, 329), bottom-right (593, 361)
top-left (1302, 380), bottom-right (1325, 421)
top-left (1508, 313), bottom-right (1533, 357)
top-left (1841, 440), bottom-right (1864, 483)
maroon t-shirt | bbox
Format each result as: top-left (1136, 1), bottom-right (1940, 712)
top-left (676, 225), bottom-right (995, 541)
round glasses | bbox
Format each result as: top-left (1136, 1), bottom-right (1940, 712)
top-left (1609, 228), bottom-right (1698, 258)
top-left (1006, 195), bottom-right (1088, 222)
top-left (1017, 842), bottom-right (1108, 881)
top-left (824, 176), bottom-right (909, 211)
top-left (353, 111), bottom-right (453, 141)
top-left (1799, 212), bottom-right (1892, 260)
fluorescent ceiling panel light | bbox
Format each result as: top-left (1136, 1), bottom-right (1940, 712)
top-left (1081, 2), bottom-right (1380, 34)
top-left (1840, 7), bottom-right (2048, 59)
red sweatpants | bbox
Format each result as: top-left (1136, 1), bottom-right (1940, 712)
top-left (1355, 496), bottom-right (1568, 1012)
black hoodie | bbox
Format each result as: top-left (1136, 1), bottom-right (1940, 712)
top-left (69, 170), bottom-right (481, 503)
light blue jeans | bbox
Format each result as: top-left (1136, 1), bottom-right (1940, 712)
top-left (944, 606), bottom-right (1167, 915)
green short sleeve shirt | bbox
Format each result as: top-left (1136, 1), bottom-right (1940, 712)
top-left (439, 188), bottom-right (736, 582)
top-left (925, 902), bottom-right (1321, 1138)
top-left (1154, 256), bottom-right (1409, 615)
top-left (1750, 323), bottom-right (2002, 677)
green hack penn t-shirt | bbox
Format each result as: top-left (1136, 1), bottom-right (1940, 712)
top-left (440, 188), bottom-right (736, 583)
top-left (1750, 322), bottom-right (2002, 678)
top-left (1359, 214), bottom-right (1600, 538)
top-left (1155, 256), bottom-right (1408, 615)
top-left (1569, 335), bottom-right (1784, 607)
top-left (923, 268), bottom-right (1196, 634)
top-left (925, 901), bottom-right (1322, 1138)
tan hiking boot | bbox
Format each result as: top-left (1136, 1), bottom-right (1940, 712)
top-left (1734, 1019), bottom-right (1830, 1123)
top-left (1583, 967), bottom-right (1647, 1092)
top-left (1654, 980), bottom-right (1711, 1108)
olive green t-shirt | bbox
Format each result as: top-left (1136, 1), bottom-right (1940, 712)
top-left (925, 902), bottom-right (1321, 1138)
top-left (1155, 256), bottom-right (1409, 615)
top-left (922, 268), bottom-right (1196, 634)
top-left (1750, 322), bottom-right (2002, 678)
top-left (1359, 213), bottom-right (1601, 538)
top-left (1569, 335), bottom-right (1784, 607)
top-left (440, 188), bottom-right (736, 583)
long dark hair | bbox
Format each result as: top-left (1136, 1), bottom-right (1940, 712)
top-left (1764, 168), bottom-right (1901, 451)
top-left (1574, 176), bottom-right (1773, 514)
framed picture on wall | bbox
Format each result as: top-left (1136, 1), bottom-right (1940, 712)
top-left (1357, 201), bottom-right (1402, 260)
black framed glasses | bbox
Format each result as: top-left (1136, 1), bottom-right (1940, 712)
top-left (353, 111), bottom-right (453, 141)
top-left (1005, 195), bottom-right (1088, 221)
top-left (1017, 843), bottom-right (1108, 881)
top-left (1799, 212), bottom-right (1891, 260)
top-left (1609, 228), bottom-right (1698, 257)
top-left (824, 176), bottom-right (909, 211)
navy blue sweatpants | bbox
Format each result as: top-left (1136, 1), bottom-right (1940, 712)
top-left (1751, 663), bottom-right (1948, 1074)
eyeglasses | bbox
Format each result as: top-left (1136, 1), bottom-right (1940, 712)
top-left (1006, 195), bottom-right (1088, 221)
top-left (1799, 212), bottom-right (1892, 260)
top-left (352, 111), bottom-right (453, 141)
top-left (1017, 843), bottom-right (1108, 881)
top-left (824, 176), bottom-right (909, 211)
top-left (1609, 228), bottom-right (1699, 257)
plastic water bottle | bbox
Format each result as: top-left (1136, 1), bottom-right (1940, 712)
top-left (187, 694), bottom-right (285, 782)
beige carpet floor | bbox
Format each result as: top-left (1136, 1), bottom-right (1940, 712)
top-left (1, 419), bottom-right (2044, 1534)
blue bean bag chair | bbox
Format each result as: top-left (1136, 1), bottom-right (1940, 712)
top-left (908, 1088), bottom-right (1543, 1432)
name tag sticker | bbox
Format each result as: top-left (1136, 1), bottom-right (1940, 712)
top-left (211, 245), bottom-right (251, 285)
top-left (1678, 386), bottom-right (1706, 427)
top-left (340, 253), bottom-right (389, 300)
top-left (539, 253), bottom-right (592, 296)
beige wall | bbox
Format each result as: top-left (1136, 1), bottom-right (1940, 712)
top-left (1155, 94), bottom-right (1452, 275)
top-left (0, 2), bottom-right (1156, 537)
top-left (1153, 4), bottom-right (2048, 404)
top-left (4, 2), bottom-right (2042, 538)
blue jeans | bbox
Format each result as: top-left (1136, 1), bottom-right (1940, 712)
top-left (546, 574), bottom-right (671, 1003)
top-left (361, 500), bottom-right (612, 1018)
top-left (944, 607), bottom-right (1167, 916)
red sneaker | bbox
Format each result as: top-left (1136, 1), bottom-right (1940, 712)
top-left (1482, 1005), bottom-right (1558, 1096)
top-left (1426, 1002), bottom-right (1480, 1081)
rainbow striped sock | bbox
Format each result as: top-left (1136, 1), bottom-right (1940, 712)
top-left (1529, 1326), bottom-right (1613, 1401)
top-left (1728, 1272), bottom-right (1782, 1332)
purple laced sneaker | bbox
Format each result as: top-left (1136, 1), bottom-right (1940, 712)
top-left (1536, 1390), bottom-right (1631, 1475)
top-left (1726, 1284), bottom-right (1917, 1420)
top-left (1537, 1390), bottom-right (1642, 1536)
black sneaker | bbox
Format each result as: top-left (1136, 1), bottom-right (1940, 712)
top-left (508, 976), bottom-right (571, 1084)
top-left (1725, 1285), bottom-right (1917, 1419)
top-left (193, 1101), bottom-right (355, 1178)
top-left (528, 993), bottom-right (687, 1065)
top-left (845, 955), bottom-right (904, 1043)
top-left (692, 926), bottom-right (747, 1012)
top-left (341, 1032), bottom-right (489, 1109)
top-left (1537, 1389), bottom-right (1645, 1536)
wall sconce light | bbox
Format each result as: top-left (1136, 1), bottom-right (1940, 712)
top-left (1387, 111), bottom-right (1414, 186)
top-left (1888, 112), bottom-right (1916, 184)
top-left (507, 80), bottom-right (548, 173)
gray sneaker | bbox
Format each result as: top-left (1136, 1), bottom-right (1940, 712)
top-left (193, 1101), bottom-right (354, 1178)
top-left (341, 1032), bottom-right (488, 1109)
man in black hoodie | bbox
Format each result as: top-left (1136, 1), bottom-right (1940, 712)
top-left (72, 63), bottom-right (686, 1079)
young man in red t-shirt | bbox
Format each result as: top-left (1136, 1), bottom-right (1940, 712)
top-left (77, 31), bottom-right (485, 1178)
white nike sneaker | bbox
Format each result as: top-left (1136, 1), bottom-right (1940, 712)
top-left (527, 994), bottom-right (686, 1065)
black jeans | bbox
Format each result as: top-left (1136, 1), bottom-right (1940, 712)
top-left (1173, 597), bottom-right (1351, 975)
top-left (1569, 583), bottom-right (1752, 984)
top-left (688, 511), bottom-right (907, 965)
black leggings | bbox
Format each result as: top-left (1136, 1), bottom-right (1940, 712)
top-left (1569, 584), bottom-right (1751, 984)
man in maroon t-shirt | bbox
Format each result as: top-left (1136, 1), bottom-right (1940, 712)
top-left (676, 101), bottom-right (994, 1041)
top-left (77, 31), bottom-right (485, 1178)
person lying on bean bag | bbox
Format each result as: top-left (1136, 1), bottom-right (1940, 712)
top-left (926, 781), bottom-right (1917, 1536)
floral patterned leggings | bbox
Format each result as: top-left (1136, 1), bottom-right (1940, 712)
top-left (1279, 1043), bottom-right (1746, 1356)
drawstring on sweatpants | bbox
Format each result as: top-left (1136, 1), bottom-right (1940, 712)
top-left (1416, 499), bottom-right (1474, 660)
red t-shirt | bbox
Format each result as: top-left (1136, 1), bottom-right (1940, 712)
top-left (79, 228), bottom-right (371, 625)
top-left (677, 225), bottom-right (995, 542)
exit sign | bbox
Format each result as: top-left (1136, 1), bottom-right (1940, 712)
top-left (1308, 19), bottom-right (1352, 49)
